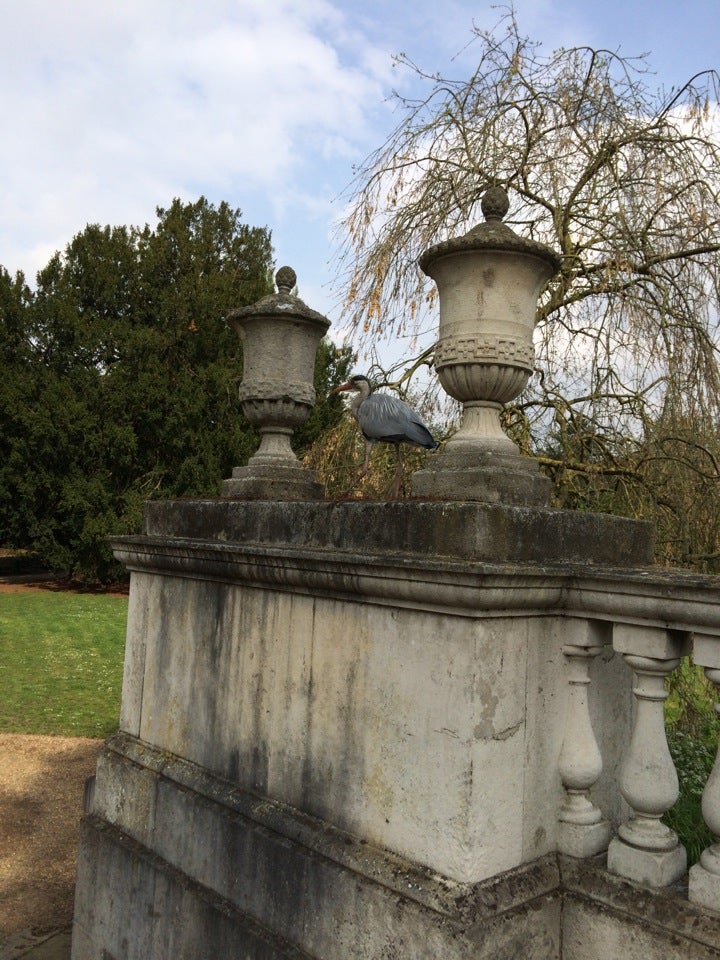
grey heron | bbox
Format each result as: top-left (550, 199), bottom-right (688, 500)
top-left (331, 374), bottom-right (438, 498)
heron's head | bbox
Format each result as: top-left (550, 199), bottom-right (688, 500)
top-left (330, 374), bottom-right (373, 396)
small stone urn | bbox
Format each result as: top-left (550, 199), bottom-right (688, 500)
top-left (412, 186), bottom-right (562, 505)
top-left (221, 266), bottom-right (330, 499)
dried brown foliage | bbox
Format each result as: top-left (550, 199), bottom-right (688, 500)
top-left (303, 414), bottom-right (437, 500)
top-left (334, 9), bottom-right (720, 569)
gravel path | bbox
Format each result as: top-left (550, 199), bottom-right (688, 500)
top-left (0, 734), bottom-right (102, 956)
top-left (1, 577), bottom-right (116, 958)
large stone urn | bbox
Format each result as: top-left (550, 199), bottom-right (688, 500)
top-left (221, 266), bottom-right (330, 499)
top-left (412, 186), bottom-right (561, 505)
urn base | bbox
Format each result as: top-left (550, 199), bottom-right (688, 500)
top-left (412, 447), bottom-right (551, 506)
top-left (222, 461), bottom-right (325, 500)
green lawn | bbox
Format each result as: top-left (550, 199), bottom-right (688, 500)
top-left (0, 590), bottom-right (128, 738)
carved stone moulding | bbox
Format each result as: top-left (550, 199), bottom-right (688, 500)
top-left (237, 379), bottom-right (317, 406)
top-left (434, 335), bottom-right (535, 368)
top-left (435, 335), bottom-right (534, 403)
top-left (437, 361), bottom-right (532, 405)
top-left (238, 379), bottom-right (316, 430)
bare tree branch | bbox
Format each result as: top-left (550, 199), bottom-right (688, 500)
top-left (330, 10), bottom-right (720, 569)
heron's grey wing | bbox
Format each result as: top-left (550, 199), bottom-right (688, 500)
top-left (358, 393), bottom-right (436, 448)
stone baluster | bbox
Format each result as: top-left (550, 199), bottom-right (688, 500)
top-left (607, 624), bottom-right (691, 887)
top-left (558, 619), bottom-right (612, 857)
top-left (689, 633), bottom-right (720, 911)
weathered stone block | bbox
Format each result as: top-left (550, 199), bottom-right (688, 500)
top-left (558, 820), bottom-right (613, 859)
top-left (71, 498), bottom-right (720, 958)
top-left (141, 498), bottom-right (655, 566)
top-left (689, 862), bottom-right (720, 915)
top-left (561, 856), bottom-right (720, 959)
top-left (607, 836), bottom-right (687, 888)
top-left (75, 738), bottom-right (565, 959)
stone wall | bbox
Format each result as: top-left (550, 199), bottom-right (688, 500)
top-left (71, 500), bottom-right (720, 958)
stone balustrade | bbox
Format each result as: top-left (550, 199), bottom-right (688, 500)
top-left (557, 612), bottom-right (720, 910)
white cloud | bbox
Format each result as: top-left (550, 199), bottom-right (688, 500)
top-left (2, 0), bottom-right (717, 332)
top-left (0, 0), bottom-right (387, 283)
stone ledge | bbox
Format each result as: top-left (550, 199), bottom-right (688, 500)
top-left (95, 733), bottom-right (560, 923)
top-left (79, 738), bottom-right (720, 959)
top-left (109, 533), bottom-right (720, 631)
top-left (109, 534), bottom-right (569, 616)
top-left (73, 818), bottom-right (316, 960)
top-left (141, 499), bottom-right (654, 566)
top-left (560, 854), bottom-right (720, 954)
top-left (83, 734), bottom-right (563, 959)
top-left (75, 815), bottom-right (561, 959)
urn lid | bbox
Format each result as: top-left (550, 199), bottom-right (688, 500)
top-left (419, 186), bottom-right (562, 275)
top-left (227, 266), bottom-right (331, 332)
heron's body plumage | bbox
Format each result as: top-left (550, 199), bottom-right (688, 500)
top-left (354, 391), bottom-right (437, 449)
top-left (331, 374), bottom-right (438, 497)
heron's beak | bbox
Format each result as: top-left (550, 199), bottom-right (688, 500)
top-left (330, 381), bottom-right (354, 395)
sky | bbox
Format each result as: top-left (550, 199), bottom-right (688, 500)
top-left (1, 0), bottom-right (718, 357)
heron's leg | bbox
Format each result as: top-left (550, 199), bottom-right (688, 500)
top-left (338, 438), bottom-right (374, 498)
top-left (361, 438), bottom-right (373, 476)
top-left (392, 444), bottom-right (404, 499)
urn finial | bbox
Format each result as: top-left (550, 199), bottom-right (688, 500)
top-left (275, 265), bottom-right (297, 294)
top-left (480, 185), bottom-right (510, 222)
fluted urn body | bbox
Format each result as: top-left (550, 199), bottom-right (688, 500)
top-left (222, 266), bottom-right (330, 499)
top-left (412, 187), bottom-right (561, 505)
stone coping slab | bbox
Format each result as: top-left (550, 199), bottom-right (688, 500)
top-left (95, 734), bottom-right (562, 925)
top-left (82, 737), bottom-right (720, 959)
top-left (141, 499), bottom-right (654, 567)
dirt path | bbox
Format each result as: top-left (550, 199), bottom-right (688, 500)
top-left (0, 578), bottom-right (122, 954)
top-left (0, 734), bottom-right (102, 949)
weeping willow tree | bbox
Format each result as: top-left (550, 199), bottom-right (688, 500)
top-left (333, 8), bottom-right (720, 569)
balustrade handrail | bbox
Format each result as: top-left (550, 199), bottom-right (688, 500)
top-left (564, 567), bottom-right (720, 636)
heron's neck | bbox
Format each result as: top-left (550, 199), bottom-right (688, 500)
top-left (350, 382), bottom-right (371, 418)
top-left (349, 393), bottom-right (364, 418)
